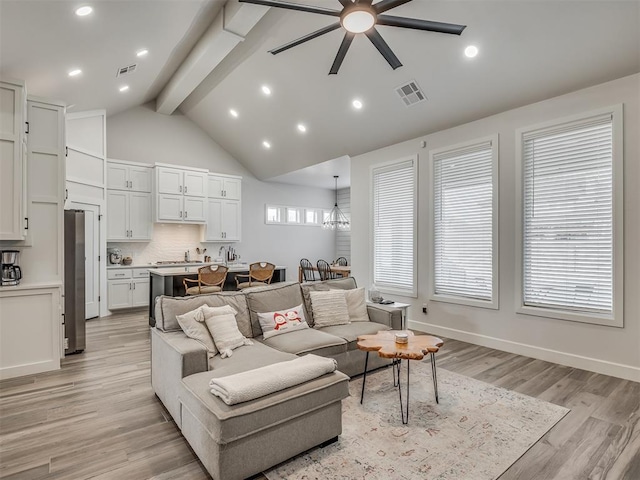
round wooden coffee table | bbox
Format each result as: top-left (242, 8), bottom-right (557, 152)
top-left (357, 330), bottom-right (444, 424)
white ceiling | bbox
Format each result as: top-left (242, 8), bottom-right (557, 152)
top-left (1, 0), bottom-right (639, 188)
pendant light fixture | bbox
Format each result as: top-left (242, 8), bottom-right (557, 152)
top-left (323, 176), bottom-right (350, 231)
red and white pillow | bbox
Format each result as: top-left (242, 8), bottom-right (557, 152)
top-left (257, 304), bottom-right (310, 339)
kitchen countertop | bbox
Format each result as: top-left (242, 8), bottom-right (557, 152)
top-left (148, 264), bottom-right (286, 276)
top-left (107, 262), bottom-right (214, 270)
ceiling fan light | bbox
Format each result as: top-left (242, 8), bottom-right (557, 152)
top-left (341, 9), bottom-right (376, 34)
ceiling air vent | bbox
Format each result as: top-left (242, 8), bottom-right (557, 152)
top-left (395, 80), bottom-right (426, 107)
top-left (116, 64), bottom-right (137, 77)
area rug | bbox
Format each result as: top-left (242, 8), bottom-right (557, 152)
top-left (264, 362), bottom-right (569, 480)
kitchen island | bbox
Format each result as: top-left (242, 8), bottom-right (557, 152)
top-left (148, 264), bottom-right (287, 326)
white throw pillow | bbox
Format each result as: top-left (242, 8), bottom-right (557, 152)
top-left (334, 287), bottom-right (369, 322)
top-left (309, 290), bottom-right (351, 328)
top-left (202, 305), bottom-right (253, 358)
top-left (257, 304), bottom-right (310, 339)
top-left (176, 305), bottom-right (218, 357)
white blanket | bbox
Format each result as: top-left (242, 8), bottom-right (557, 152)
top-left (209, 354), bottom-right (337, 405)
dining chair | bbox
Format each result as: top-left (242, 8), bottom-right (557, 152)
top-left (335, 257), bottom-right (348, 266)
top-left (300, 258), bottom-right (317, 282)
top-left (236, 262), bottom-right (276, 290)
top-left (316, 259), bottom-right (336, 281)
top-left (183, 265), bottom-right (228, 295)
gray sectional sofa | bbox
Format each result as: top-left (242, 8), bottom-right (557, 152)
top-left (151, 277), bottom-right (402, 480)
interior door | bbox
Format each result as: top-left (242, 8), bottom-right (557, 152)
top-left (68, 201), bottom-right (100, 319)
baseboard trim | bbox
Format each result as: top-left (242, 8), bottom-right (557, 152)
top-left (0, 359), bottom-right (60, 380)
top-left (408, 319), bottom-right (640, 382)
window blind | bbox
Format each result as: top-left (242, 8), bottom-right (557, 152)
top-left (522, 114), bottom-right (613, 313)
top-left (372, 159), bottom-right (416, 293)
top-left (433, 141), bottom-right (494, 301)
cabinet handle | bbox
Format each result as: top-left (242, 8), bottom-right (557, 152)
top-left (25, 121), bottom-right (29, 134)
top-left (179, 185), bottom-right (182, 193)
top-left (223, 190), bottom-right (226, 197)
top-left (116, 273), bottom-right (125, 277)
top-left (185, 211), bottom-right (188, 218)
top-left (130, 229), bottom-right (133, 237)
top-left (129, 283), bottom-right (132, 290)
top-left (185, 186), bottom-right (188, 193)
top-left (133, 283), bottom-right (136, 290)
top-left (179, 211), bottom-right (182, 218)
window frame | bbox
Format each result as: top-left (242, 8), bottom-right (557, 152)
top-left (428, 135), bottom-right (500, 310)
top-left (370, 155), bottom-right (418, 297)
top-left (515, 105), bottom-right (624, 327)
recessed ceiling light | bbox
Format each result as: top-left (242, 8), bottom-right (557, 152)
top-left (352, 99), bottom-right (363, 109)
top-left (229, 109), bottom-right (239, 118)
top-left (68, 69), bottom-right (82, 77)
top-left (262, 140), bottom-right (271, 149)
top-left (297, 123), bottom-right (307, 133)
top-left (261, 85), bottom-right (272, 96)
top-left (75, 6), bottom-right (93, 16)
top-left (464, 45), bottom-right (479, 58)
top-left (136, 49), bottom-right (149, 57)
top-left (119, 85), bottom-right (129, 92)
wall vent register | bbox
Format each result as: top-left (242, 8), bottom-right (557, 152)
top-left (116, 64), bottom-right (137, 77)
top-left (396, 80), bottom-right (426, 107)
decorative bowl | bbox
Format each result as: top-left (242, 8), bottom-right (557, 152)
top-left (122, 257), bottom-right (133, 265)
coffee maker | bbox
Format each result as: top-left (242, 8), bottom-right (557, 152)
top-left (1, 250), bottom-right (22, 286)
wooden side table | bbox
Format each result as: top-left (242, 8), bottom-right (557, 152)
top-left (357, 330), bottom-right (444, 424)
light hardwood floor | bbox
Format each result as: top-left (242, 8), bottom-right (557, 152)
top-left (1, 310), bottom-right (638, 479)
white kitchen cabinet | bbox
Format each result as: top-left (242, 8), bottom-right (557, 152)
top-left (107, 268), bottom-right (149, 310)
top-left (131, 279), bottom-right (149, 307)
top-left (204, 198), bottom-right (241, 241)
top-left (107, 161), bottom-right (152, 193)
top-left (0, 79), bottom-right (27, 240)
top-left (154, 165), bottom-right (207, 224)
top-left (107, 278), bottom-right (132, 310)
top-left (157, 194), bottom-right (183, 221)
top-left (156, 165), bottom-right (207, 196)
top-left (107, 190), bottom-right (152, 241)
top-left (184, 196), bottom-right (206, 222)
top-left (208, 174), bottom-right (241, 200)
top-left (184, 171), bottom-right (207, 197)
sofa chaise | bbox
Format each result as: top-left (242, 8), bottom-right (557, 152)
top-left (151, 277), bottom-right (402, 480)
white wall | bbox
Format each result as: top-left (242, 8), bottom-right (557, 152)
top-left (336, 187), bottom-right (351, 263)
top-left (106, 103), bottom-right (337, 279)
top-left (351, 74), bottom-right (640, 381)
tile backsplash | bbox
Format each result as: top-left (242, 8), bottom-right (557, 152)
top-left (108, 223), bottom-right (209, 264)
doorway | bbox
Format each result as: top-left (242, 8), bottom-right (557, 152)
top-left (68, 201), bottom-right (100, 319)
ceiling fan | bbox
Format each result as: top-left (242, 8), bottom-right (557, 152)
top-left (238, 0), bottom-right (466, 74)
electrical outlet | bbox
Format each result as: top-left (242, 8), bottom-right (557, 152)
top-left (64, 338), bottom-right (69, 349)
top-left (422, 303), bottom-right (428, 314)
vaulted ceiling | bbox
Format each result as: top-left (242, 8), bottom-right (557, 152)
top-left (1, 0), bottom-right (638, 188)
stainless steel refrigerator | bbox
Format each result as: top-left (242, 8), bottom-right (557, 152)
top-left (64, 210), bottom-right (86, 354)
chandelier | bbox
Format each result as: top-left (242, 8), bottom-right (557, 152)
top-left (322, 176), bottom-right (350, 231)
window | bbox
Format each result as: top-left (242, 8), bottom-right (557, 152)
top-left (517, 106), bottom-right (623, 326)
top-left (265, 205), bottom-right (324, 226)
top-left (372, 157), bottom-right (417, 296)
top-left (430, 136), bottom-right (498, 308)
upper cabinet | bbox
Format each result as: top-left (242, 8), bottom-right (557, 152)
top-left (107, 160), bottom-right (152, 192)
top-left (156, 165), bottom-right (206, 197)
top-left (204, 173), bottom-right (242, 242)
top-left (154, 165), bottom-right (207, 223)
top-left (0, 79), bottom-right (27, 240)
top-left (106, 159), bottom-right (153, 241)
top-left (208, 174), bottom-right (241, 200)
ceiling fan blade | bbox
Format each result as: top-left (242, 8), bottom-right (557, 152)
top-left (376, 14), bottom-right (466, 34)
top-left (357, 0), bottom-right (374, 5)
top-left (373, 0), bottom-right (412, 14)
top-left (329, 32), bottom-right (355, 75)
top-left (338, 0), bottom-right (354, 6)
top-left (365, 28), bottom-right (402, 70)
top-left (238, 0), bottom-right (341, 17)
top-left (269, 22), bottom-right (342, 55)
